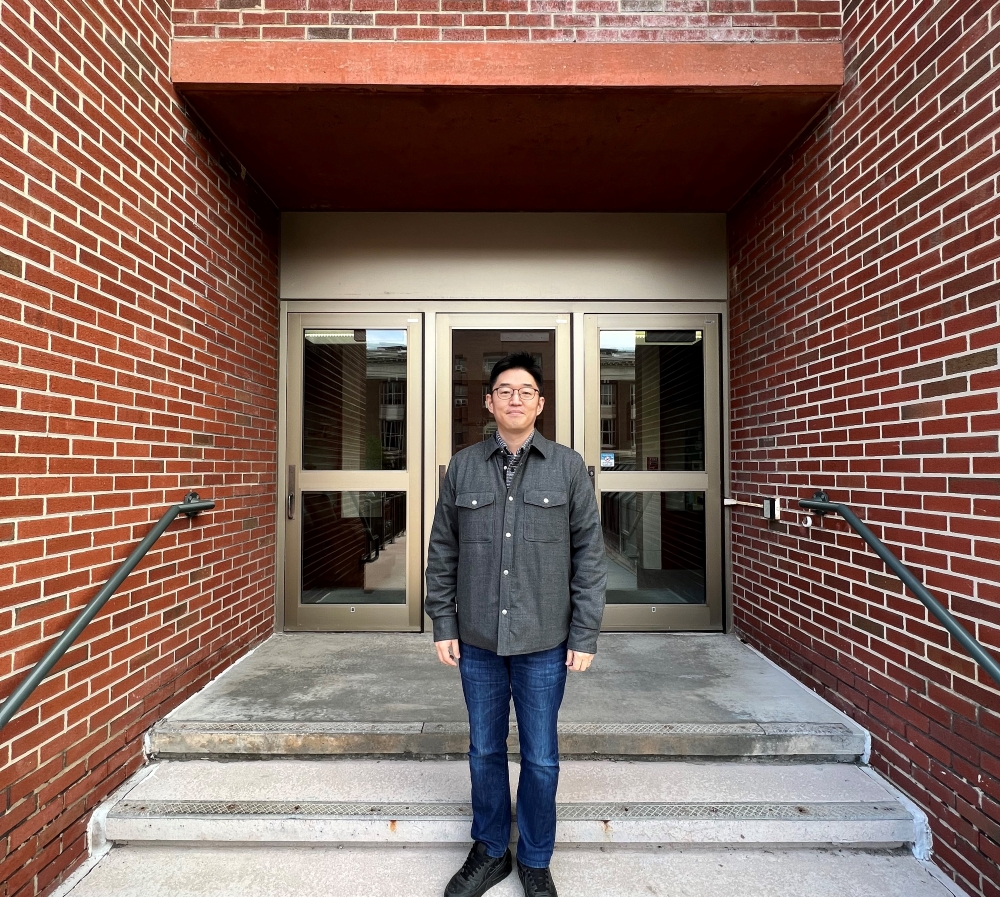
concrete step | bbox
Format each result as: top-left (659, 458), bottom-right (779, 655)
top-left (103, 759), bottom-right (916, 849)
top-left (149, 718), bottom-right (865, 760)
top-left (65, 844), bottom-right (956, 897)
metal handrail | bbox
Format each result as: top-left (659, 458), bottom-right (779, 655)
top-left (800, 491), bottom-right (1000, 687)
top-left (0, 491), bottom-right (215, 733)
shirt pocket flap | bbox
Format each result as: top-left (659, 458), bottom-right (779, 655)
top-left (523, 490), bottom-right (568, 509)
top-left (456, 492), bottom-right (495, 509)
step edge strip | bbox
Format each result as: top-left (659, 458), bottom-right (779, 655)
top-left (153, 721), bottom-right (856, 736)
top-left (109, 799), bottom-right (913, 822)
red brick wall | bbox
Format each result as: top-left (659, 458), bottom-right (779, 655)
top-left (172, 0), bottom-right (840, 42)
top-left (729, 1), bottom-right (1000, 894)
top-left (0, 0), bottom-right (280, 891)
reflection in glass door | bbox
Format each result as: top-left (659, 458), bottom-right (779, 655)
top-left (585, 316), bottom-right (722, 630)
top-left (435, 315), bottom-right (572, 499)
top-left (285, 314), bottom-right (423, 630)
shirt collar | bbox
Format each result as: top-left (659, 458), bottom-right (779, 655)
top-left (483, 429), bottom-right (551, 460)
top-left (495, 429), bottom-right (533, 456)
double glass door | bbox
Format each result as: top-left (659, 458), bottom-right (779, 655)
top-left (283, 309), bottom-right (723, 632)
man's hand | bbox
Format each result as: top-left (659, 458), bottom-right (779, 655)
top-left (566, 650), bottom-right (594, 672)
top-left (436, 639), bottom-right (461, 667)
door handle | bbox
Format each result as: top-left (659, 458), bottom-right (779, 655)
top-left (587, 465), bottom-right (596, 490)
top-left (287, 465), bottom-right (296, 520)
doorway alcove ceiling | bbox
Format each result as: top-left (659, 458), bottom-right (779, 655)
top-left (171, 41), bottom-right (843, 211)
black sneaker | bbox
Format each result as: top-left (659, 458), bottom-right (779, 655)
top-left (516, 859), bottom-right (558, 897)
top-left (444, 841), bottom-right (513, 897)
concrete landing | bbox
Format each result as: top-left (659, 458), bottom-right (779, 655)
top-left (152, 633), bottom-right (866, 760)
top-left (103, 759), bottom-right (915, 849)
top-left (66, 845), bottom-right (955, 897)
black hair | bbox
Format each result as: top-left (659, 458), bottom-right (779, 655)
top-left (488, 352), bottom-right (544, 394)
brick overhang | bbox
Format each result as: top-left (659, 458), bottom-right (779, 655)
top-left (171, 41), bottom-right (844, 211)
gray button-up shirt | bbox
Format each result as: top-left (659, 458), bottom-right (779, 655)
top-left (426, 431), bottom-right (607, 656)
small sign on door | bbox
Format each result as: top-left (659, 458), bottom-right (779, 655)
top-left (600, 452), bottom-right (615, 469)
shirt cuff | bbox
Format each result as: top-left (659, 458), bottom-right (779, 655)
top-left (432, 614), bottom-right (460, 643)
top-left (568, 625), bottom-right (599, 655)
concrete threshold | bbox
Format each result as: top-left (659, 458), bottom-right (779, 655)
top-left (154, 633), bottom-right (866, 761)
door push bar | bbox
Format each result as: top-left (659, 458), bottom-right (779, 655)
top-left (724, 496), bottom-right (781, 521)
top-left (287, 465), bottom-right (296, 520)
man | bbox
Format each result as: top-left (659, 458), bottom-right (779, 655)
top-left (426, 352), bottom-right (607, 897)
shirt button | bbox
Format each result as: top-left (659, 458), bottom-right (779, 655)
top-left (501, 609), bottom-right (507, 615)
top-left (543, 498), bottom-right (549, 504)
top-left (505, 532), bottom-right (511, 538)
top-left (503, 570), bottom-right (508, 575)
top-left (508, 496), bottom-right (513, 501)
top-left (471, 500), bottom-right (477, 505)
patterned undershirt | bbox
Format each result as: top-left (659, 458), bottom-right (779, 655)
top-left (494, 429), bottom-right (535, 488)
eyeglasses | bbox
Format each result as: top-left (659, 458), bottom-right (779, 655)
top-left (491, 387), bottom-right (540, 401)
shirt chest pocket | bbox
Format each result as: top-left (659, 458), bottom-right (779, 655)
top-left (522, 490), bottom-right (569, 542)
top-left (456, 492), bottom-right (495, 543)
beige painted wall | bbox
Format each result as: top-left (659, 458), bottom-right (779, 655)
top-left (281, 213), bottom-right (727, 301)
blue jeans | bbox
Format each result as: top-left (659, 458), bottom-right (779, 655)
top-left (458, 641), bottom-right (567, 869)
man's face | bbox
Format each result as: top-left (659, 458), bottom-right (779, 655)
top-left (485, 368), bottom-right (545, 434)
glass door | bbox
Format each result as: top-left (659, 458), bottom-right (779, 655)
top-left (585, 314), bottom-right (723, 630)
top-left (285, 313), bottom-right (423, 630)
top-left (434, 314), bottom-right (572, 496)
